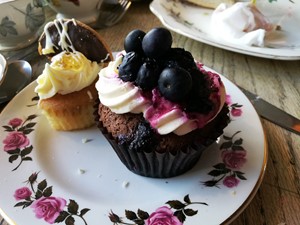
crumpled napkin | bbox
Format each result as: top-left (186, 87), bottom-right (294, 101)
top-left (210, 2), bottom-right (275, 47)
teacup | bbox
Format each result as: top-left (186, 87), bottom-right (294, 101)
top-left (0, 0), bottom-right (46, 51)
top-left (47, 0), bottom-right (104, 26)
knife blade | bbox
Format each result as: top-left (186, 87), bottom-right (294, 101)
top-left (238, 86), bottom-right (300, 135)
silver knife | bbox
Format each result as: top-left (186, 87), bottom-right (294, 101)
top-left (239, 86), bottom-right (300, 135)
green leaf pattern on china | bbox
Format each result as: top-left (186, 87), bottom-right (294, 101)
top-left (13, 172), bottom-right (90, 224)
top-left (202, 131), bottom-right (248, 188)
top-left (108, 195), bottom-right (208, 224)
top-left (0, 17), bottom-right (18, 37)
top-left (0, 0), bottom-right (45, 37)
top-left (2, 114), bottom-right (38, 171)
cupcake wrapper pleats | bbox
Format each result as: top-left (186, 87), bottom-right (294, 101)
top-left (98, 120), bottom-right (208, 178)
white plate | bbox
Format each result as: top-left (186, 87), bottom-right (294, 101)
top-left (150, 0), bottom-right (300, 60)
top-left (0, 72), bottom-right (267, 225)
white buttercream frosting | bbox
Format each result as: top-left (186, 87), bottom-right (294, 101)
top-left (35, 51), bottom-right (101, 99)
top-left (96, 56), bottom-right (151, 114)
top-left (211, 2), bottom-right (275, 46)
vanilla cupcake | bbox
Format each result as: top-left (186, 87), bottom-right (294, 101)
top-left (35, 19), bottom-right (112, 130)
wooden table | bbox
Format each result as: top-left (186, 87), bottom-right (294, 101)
top-left (1, 1), bottom-right (299, 225)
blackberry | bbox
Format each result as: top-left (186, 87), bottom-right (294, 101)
top-left (128, 121), bottom-right (158, 152)
top-left (185, 68), bottom-right (213, 113)
top-left (163, 48), bottom-right (197, 71)
top-left (118, 52), bottom-right (143, 82)
top-left (135, 58), bottom-right (160, 91)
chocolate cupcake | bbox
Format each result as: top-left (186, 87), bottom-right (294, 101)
top-left (95, 28), bottom-right (230, 178)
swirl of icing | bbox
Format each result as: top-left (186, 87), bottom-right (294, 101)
top-left (96, 53), bottom-right (226, 136)
top-left (35, 51), bottom-right (101, 99)
top-left (96, 56), bottom-right (151, 114)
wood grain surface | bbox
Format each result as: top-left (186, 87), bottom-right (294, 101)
top-left (0, 1), bottom-right (299, 225)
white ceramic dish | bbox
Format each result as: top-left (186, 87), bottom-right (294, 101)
top-left (0, 71), bottom-right (267, 225)
top-left (150, 0), bottom-right (300, 60)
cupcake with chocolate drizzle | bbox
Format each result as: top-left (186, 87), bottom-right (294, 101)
top-left (35, 19), bottom-right (112, 131)
top-left (95, 28), bottom-right (230, 178)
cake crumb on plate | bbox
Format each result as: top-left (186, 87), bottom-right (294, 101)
top-left (77, 168), bottom-right (86, 174)
top-left (122, 181), bottom-right (130, 188)
top-left (81, 138), bottom-right (92, 143)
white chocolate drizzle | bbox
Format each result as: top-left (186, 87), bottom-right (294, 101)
top-left (101, 53), bottom-right (111, 63)
top-left (42, 19), bottom-right (77, 55)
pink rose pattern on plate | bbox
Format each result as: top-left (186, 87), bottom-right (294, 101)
top-left (31, 196), bottom-right (67, 224)
top-left (1, 95), bottom-right (246, 224)
top-left (146, 206), bottom-right (183, 225)
top-left (14, 172), bottom-right (90, 224)
top-left (2, 115), bottom-right (37, 171)
top-left (14, 187), bottom-right (32, 201)
top-left (203, 98), bottom-right (246, 188)
top-left (226, 94), bottom-right (243, 118)
top-left (108, 195), bottom-right (207, 225)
